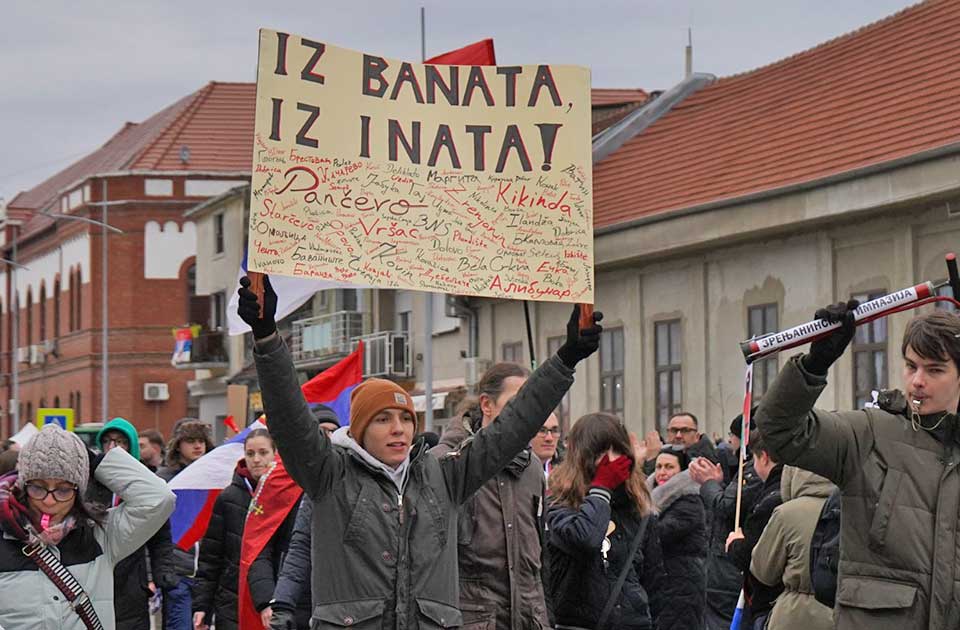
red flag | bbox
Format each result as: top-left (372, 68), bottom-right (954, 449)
top-left (238, 457), bottom-right (303, 630)
top-left (224, 415), bottom-right (240, 434)
top-left (425, 38), bottom-right (496, 65)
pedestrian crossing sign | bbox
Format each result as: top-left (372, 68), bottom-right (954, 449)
top-left (36, 408), bottom-right (76, 432)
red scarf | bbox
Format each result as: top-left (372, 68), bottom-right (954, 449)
top-left (238, 457), bottom-right (303, 630)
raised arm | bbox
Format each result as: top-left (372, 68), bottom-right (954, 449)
top-left (439, 305), bottom-right (602, 503)
top-left (240, 276), bottom-right (343, 497)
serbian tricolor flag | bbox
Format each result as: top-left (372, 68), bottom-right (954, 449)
top-left (238, 458), bottom-right (303, 630)
top-left (302, 341), bottom-right (364, 425)
top-left (167, 420), bottom-right (266, 550)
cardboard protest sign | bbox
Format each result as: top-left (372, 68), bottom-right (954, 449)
top-left (249, 29), bottom-right (593, 302)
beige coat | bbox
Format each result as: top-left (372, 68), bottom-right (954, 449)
top-left (751, 466), bottom-right (836, 630)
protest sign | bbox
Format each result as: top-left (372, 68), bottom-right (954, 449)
top-left (248, 29), bottom-right (594, 302)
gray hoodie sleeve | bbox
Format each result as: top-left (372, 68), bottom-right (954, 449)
top-left (254, 335), bottom-right (344, 497)
top-left (273, 495), bottom-right (313, 609)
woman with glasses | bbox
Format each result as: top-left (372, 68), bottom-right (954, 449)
top-left (0, 423), bottom-right (175, 629)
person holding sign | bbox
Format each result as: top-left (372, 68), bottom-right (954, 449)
top-left (755, 304), bottom-right (960, 629)
top-left (237, 275), bottom-right (602, 630)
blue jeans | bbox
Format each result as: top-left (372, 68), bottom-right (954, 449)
top-left (164, 577), bottom-right (194, 630)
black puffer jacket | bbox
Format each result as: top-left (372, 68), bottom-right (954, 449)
top-left (192, 460), bottom-right (256, 630)
top-left (547, 486), bottom-right (663, 630)
top-left (727, 464), bottom-right (784, 623)
top-left (701, 459), bottom-right (763, 630)
top-left (271, 495), bottom-right (313, 628)
top-left (651, 471), bottom-right (708, 630)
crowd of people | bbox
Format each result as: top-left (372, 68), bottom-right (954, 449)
top-left (3, 281), bottom-right (960, 630)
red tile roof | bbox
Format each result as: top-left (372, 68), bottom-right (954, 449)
top-left (7, 82), bottom-right (255, 216)
top-left (591, 88), bottom-right (648, 107)
top-left (593, 0), bottom-right (960, 230)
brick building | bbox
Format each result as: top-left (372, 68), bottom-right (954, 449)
top-left (0, 82), bottom-right (253, 439)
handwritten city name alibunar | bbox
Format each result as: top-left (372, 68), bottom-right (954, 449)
top-left (248, 29), bottom-right (594, 302)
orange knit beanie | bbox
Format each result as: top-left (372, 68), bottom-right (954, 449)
top-left (349, 378), bottom-right (419, 445)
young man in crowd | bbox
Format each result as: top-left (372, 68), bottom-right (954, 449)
top-left (139, 429), bottom-right (165, 470)
top-left (756, 303), bottom-right (960, 628)
top-left (530, 412), bottom-right (562, 479)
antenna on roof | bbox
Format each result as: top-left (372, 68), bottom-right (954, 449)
top-left (685, 28), bottom-right (693, 78)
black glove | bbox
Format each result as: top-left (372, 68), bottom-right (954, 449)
top-left (237, 275), bottom-right (278, 340)
top-left (802, 299), bottom-right (860, 376)
top-left (556, 305), bottom-right (604, 369)
top-left (268, 606), bottom-right (296, 630)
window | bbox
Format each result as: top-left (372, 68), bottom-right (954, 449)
top-left (748, 304), bottom-right (779, 398)
top-left (214, 213), bottom-right (225, 255)
top-left (53, 396), bottom-right (60, 408)
top-left (600, 327), bottom-right (625, 416)
top-left (548, 335), bottom-right (571, 431)
top-left (211, 292), bottom-right (227, 330)
top-left (25, 288), bottom-right (32, 347)
top-left (26, 402), bottom-right (32, 425)
top-left (75, 391), bottom-right (81, 422)
top-left (655, 320), bottom-right (682, 430)
top-left (502, 341), bottom-right (523, 364)
top-left (39, 285), bottom-right (46, 341)
top-left (68, 273), bottom-right (75, 331)
top-left (936, 284), bottom-right (957, 312)
top-left (852, 290), bottom-right (888, 408)
top-left (73, 269), bottom-right (82, 330)
top-left (398, 311), bottom-right (411, 335)
top-left (340, 289), bottom-right (358, 312)
top-left (53, 278), bottom-right (61, 338)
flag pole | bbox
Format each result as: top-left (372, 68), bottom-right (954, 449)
top-left (421, 6), bottom-right (435, 432)
top-left (523, 301), bottom-right (537, 370)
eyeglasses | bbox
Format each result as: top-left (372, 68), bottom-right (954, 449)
top-left (25, 484), bottom-right (77, 502)
top-left (666, 427), bottom-right (697, 436)
top-left (103, 437), bottom-right (129, 448)
top-left (537, 427), bottom-right (561, 437)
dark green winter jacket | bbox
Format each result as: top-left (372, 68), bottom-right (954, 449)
top-left (756, 354), bottom-right (960, 630)
top-left (254, 335), bottom-right (574, 629)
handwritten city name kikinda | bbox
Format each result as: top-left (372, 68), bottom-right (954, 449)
top-left (497, 183), bottom-right (571, 215)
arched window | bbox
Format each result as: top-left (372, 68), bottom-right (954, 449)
top-left (68, 271), bottom-right (75, 331)
top-left (54, 395), bottom-right (60, 408)
top-left (25, 287), bottom-right (32, 348)
top-left (53, 277), bottom-right (61, 338)
top-left (26, 402), bottom-right (32, 425)
top-left (74, 269), bottom-right (82, 330)
top-left (75, 391), bottom-right (81, 422)
top-left (39, 283), bottom-right (46, 341)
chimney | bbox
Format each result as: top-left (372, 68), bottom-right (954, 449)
top-left (685, 28), bottom-right (693, 77)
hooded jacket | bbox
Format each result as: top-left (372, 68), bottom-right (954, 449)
top-left (192, 460), bottom-right (257, 630)
top-left (431, 412), bottom-right (550, 630)
top-left (650, 470), bottom-right (708, 630)
top-left (253, 334), bottom-right (574, 630)
top-left (0, 447), bottom-right (175, 630)
top-left (751, 466), bottom-right (836, 630)
top-left (87, 418), bottom-right (177, 630)
top-left (756, 354), bottom-right (960, 630)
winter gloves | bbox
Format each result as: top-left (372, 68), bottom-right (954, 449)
top-left (557, 305), bottom-right (604, 369)
top-left (591, 454), bottom-right (632, 491)
top-left (802, 299), bottom-right (860, 376)
top-left (237, 276), bottom-right (279, 340)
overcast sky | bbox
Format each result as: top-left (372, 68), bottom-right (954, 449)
top-left (1, 0), bottom-right (918, 203)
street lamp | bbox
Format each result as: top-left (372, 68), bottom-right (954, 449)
top-left (2, 254), bottom-right (28, 436)
top-left (34, 181), bottom-right (122, 424)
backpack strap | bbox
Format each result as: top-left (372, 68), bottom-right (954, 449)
top-left (23, 541), bottom-right (104, 630)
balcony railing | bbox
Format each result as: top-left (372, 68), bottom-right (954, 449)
top-left (173, 329), bottom-right (229, 369)
top-left (291, 311), bottom-right (364, 367)
top-left (356, 331), bottom-right (411, 378)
